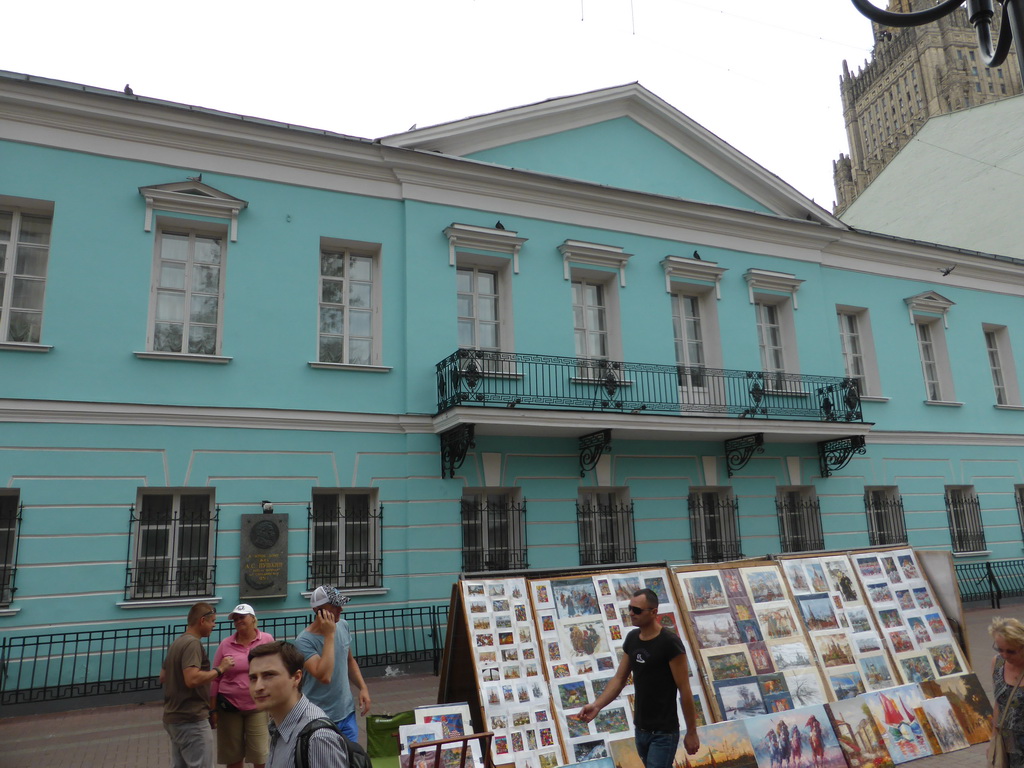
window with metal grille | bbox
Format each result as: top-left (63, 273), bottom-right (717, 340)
top-left (1015, 486), bottom-right (1024, 540)
top-left (461, 492), bottom-right (527, 572)
top-left (308, 491), bottom-right (382, 589)
top-left (0, 493), bottom-right (21, 606)
top-left (945, 486), bottom-right (986, 553)
top-left (688, 489), bottom-right (741, 563)
top-left (128, 491), bottom-right (217, 600)
top-left (577, 490), bottom-right (636, 566)
top-left (864, 487), bottom-right (908, 546)
top-left (775, 488), bottom-right (824, 553)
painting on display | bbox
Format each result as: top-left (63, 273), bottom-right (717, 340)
top-left (682, 720), bottom-right (758, 768)
top-left (919, 672), bottom-right (994, 745)
top-left (826, 697), bottom-right (895, 768)
top-left (859, 684), bottom-right (934, 764)
top-left (745, 704), bottom-right (848, 768)
top-left (920, 697), bottom-right (970, 753)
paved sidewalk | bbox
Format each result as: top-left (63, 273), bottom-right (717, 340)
top-left (0, 601), bottom-right (1011, 768)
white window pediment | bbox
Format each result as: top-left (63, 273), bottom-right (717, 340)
top-left (904, 291), bottom-right (955, 326)
top-left (139, 181), bottom-right (248, 242)
top-left (743, 268), bottom-right (804, 308)
top-left (559, 240), bottom-right (632, 287)
top-left (661, 255), bottom-right (727, 298)
top-left (444, 223), bottom-right (527, 273)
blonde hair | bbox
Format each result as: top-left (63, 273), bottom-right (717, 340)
top-left (990, 617), bottom-right (1024, 648)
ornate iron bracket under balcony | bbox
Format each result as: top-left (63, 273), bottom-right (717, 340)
top-left (579, 429), bottom-right (612, 477)
top-left (440, 424), bottom-right (475, 479)
top-left (818, 435), bottom-right (867, 478)
top-left (725, 433), bottom-right (764, 477)
top-left (436, 349), bottom-right (863, 423)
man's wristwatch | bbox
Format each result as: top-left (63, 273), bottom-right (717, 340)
top-left (214, 666), bottom-right (223, 677)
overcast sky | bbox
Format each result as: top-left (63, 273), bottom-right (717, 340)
top-left (4, 0), bottom-right (879, 208)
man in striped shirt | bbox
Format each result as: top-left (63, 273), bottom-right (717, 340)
top-left (248, 641), bottom-right (348, 768)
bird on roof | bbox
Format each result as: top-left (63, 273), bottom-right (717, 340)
top-left (495, 221), bottom-right (506, 230)
top-left (939, 265), bottom-right (956, 276)
top-left (693, 250), bottom-right (701, 260)
top-left (186, 174), bottom-right (203, 183)
top-left (123, 84), bottom-right (134, 95)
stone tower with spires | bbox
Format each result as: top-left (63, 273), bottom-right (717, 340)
top-left (832, 0), bottom-right (1022, 214)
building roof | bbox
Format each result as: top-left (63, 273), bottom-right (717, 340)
top-left (840, 93), bottom-right (1024, 258)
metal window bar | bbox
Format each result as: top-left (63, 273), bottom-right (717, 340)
top-left (307, 498), bottom-right (384, 590)
top-left (775, 496), bottom-right (825, 553)
top-left (0, 604), bottom-right (449, 708)
top-left (436, 349), bottom-right (862, 423)
top-left (864, 492), bottom-right (909, 546)
top-left (124, 501), bottom-right (219, 601)
top-left (0, 499), bottom-right (22, 607)
top-left (576, 501), bottom-right (636, 566)
top-left (688, 493), bottom-right (742, 563)
top-left (945, 490), bottom-right (987, 553)
top-left (461, 498), bottom-right (528, 572)
top-left (1015, 489), bottom-right (1024, 538)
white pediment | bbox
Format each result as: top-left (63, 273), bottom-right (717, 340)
top-left (139, 180), bottom-right (248, 241)
top-left (380, 83), bottom-right (842, 227)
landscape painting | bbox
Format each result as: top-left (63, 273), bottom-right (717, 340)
top-left (919, 673), bottom-right (993, 745)
top-left (684, 574), bottom-right (729, 611)
top-left (827, 698), bottom-right (895, 768)
top-left (683, 720), bottom-right (757, 768)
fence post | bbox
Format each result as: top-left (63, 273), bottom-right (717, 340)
top-left (986, 562), bottom-right (1001, 609)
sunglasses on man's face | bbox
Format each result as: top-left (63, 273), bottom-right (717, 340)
top-left (629, 606), bottom-right (653, 615)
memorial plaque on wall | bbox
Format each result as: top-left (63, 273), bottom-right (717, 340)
top-left (240, 513), bottom-right (288, 599)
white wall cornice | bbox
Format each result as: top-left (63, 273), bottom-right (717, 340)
top-left (4, 76), bottom-right (1024, 295)
top-left (0, 399), bottom-right (437, 434)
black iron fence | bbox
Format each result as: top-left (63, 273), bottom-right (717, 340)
top-left (0, 604), bottom-right (448, 709)
top-left (436, 349), bottom-right (863, 422)
top-left (955, 559), bottom-right (1024, 608)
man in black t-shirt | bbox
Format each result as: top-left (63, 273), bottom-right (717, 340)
top-left (579, 588), bottom-right (699, 767)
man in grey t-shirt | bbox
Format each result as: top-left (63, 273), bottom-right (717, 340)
top-left (161, 601), bottom-right (236, 768)
top-left (293, 586), bottom-right (371, 740)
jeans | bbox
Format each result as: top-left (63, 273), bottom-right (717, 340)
top-left (635, 728), bottom-right (680, 768)
top-left (336, 711), bottom-right (358, 740)
top-left (164, 720), bottom-right (215, 768)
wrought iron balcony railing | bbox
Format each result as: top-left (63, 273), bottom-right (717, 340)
top-left (436, 349), bottom-right (863, 422)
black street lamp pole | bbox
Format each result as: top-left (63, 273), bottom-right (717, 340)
top-left (851, 0), bottom-right (1024, 83)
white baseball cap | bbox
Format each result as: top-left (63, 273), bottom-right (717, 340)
top-left (228, 603), bottom-right (256, 619)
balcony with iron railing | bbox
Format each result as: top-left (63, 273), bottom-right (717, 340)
top-left (436, 350), bottom-right (864, 423)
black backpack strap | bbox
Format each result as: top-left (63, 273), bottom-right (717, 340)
top-left (296, 717), bottom-right (341, 768)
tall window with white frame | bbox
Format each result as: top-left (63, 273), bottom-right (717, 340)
top-left (308, 491), bottom-right (382, 589)
top-left (150, 229), bottom-right (224, 355)
top-left (0, 492), bottom-right (21, 607)
top-left (916, 320), bottom-right (941, 400)
top-left (986, 329), bottom-right (1008, 405)
top-left (755, 300), bottom-right (787, 388)
top-left (1015, 486), bottom-right (1024, 541)
top-left (837, 311), bottom-right (866, 392)
top-left (319, 248), bottom-right (376, 365)
top-left (573, 279), bottom-right (608, 368)
top-left (0, 207), bottom-right (52, 344)
top-left (130, 490), bottom-right (217, 599)
top-left (673, 293), bottom-right (706, 389)
top-left (457, 267), bottom-right (500, 353)
top-left (461, 491), bottom-right (527, 572)
top-left (576, 490), bottom-right (636, 566)
top-left (944, 486), bottom-right (986, 553)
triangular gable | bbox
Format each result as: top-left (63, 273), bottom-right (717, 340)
top-left (139, 180), bottom-right (248, 241)
top-left (380, 84), bottom-right (841, 226)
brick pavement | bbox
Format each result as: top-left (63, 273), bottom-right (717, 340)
top-left (0, 602), bottom-right (1012, 768)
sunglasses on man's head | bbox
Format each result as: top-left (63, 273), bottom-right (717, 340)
top-left (629, 605), bottom-right (652, 615)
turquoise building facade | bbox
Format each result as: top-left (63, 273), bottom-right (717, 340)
top-left (2, 73), bottom-right (1023, 640)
